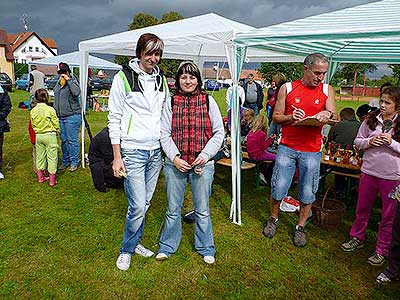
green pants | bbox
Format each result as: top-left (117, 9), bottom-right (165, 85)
top-left (36, 133), bottom-right (58, 174)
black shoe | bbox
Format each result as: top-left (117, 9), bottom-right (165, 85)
top-left (183, 210), bottom-right (195, 224)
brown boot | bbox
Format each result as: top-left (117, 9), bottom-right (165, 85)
top-left (37, 170), bottom-right (49, 183)
top-left (49, 173), bottom-right (57, 187)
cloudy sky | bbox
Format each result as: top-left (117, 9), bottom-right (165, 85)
top-left (0, 0), bottom-right (377, 54)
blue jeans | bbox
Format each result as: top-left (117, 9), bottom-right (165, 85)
top-left (59, 114), bottom-right (82, 167)
top-left (244, 103), bottom-right (259, 115)
top-left (120, 148), bottom-right (162, 254)
top-left (158, 161), bottom-right (215, 257)
top-left (271, 145), bottom-right (321, 204)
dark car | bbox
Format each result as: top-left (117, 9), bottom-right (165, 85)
top-left (45, 75), bottom-right (60, 90)
top-left (91, 78), bottom-right (103, 91)
top-left (204, 79), bottom-right (220, 91)
top-left (0, 72), bottom-right (12, 92)
top-left (16, 73), bottom-right (29, 90)
top-left (166, 78), bottom-right (175, 92)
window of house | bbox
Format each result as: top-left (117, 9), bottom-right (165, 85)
top-left (28, 46), bottom-right (33, 52)
top-left (35, 47), bottom-right (39, 52)
top-left (22, 59), bottom-right (26, 64)
top-left (22, 47), bottom-right (26, 53)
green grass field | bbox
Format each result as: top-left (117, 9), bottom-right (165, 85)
top-left (0, 90), bottom-right (398, 300)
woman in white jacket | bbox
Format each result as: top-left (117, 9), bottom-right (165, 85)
top-left (109, 33), bottom-right (170, 271)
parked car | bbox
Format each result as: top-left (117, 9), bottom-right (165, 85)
top-left (0, 72), bottom-right (12, 92)
top-left (45, 75), bottom-right (60, 90)
top-left (91, 78), bottom-right (103, 91)
top-left (16, 73), bottom-right (30, 90)
top-left (167, 78), bottom-right (175, 90)
top-left (204, 79), bottom-right (220, 91)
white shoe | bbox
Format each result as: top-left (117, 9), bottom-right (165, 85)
top-left (116, 253), bottom-right (131, 271)
top-left (203, 256), bottom-right (215, 264)
top-left (155, 253), bottom-right (169, 261)
top-left (0, 172), bottom-right (4, 179)
top-left (259, 173), bottom-right (268, 185)
top-left (134, 244), bottom-right (154, 257)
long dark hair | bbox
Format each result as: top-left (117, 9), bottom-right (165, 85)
top-left (174, 61), bottom-right (205, 95)
top-left (366, 86), bottom-right (400, 141)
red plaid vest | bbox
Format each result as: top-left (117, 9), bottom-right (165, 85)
top-left (171, 92), bottom-right (212, 164)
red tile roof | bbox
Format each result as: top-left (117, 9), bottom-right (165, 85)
top-left (0, 29), bottom-right (14, 61)
top-left (8, 31), bottom-right (57, 54)
top-left (203, 67), bottom-right (263, 81)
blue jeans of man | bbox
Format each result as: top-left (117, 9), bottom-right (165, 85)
top-left (271, 144), bottom-right (321, 204)
top-left (120, 148), bottom-right (162, 254)
top-left (158, 162), bottom-right (215, 257)
top-left (244, 102), bottom-right (259, 115)
top-left (59, 114), bottom-right (82, 167)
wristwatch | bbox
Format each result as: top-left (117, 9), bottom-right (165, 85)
top-left (327, 110), bottom-right (334, 119)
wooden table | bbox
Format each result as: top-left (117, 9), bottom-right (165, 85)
top-left (216, 157), bottom-right (256, 170)
top-left (320, 158), bottom-right (361, 202)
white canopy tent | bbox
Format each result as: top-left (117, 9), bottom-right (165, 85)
top-left (228, 0), bottom-right (400, 224)
top-left (28, 51), bottom-right (122, 72)
top-left (77, 13), bottom-right (299, 203)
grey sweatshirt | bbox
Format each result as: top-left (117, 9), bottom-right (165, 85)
top-left (161, 94), bottom-right (224, 163)
top-left (53, 76), bottom-right (81, 117)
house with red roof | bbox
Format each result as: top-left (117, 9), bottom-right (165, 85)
top-left (8, 31), bottom-right (57, 64)
top-left (0, 29), bottom-right (14, 81)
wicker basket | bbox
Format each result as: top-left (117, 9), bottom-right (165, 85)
top-left (312, 198), bottom-right (346, 230)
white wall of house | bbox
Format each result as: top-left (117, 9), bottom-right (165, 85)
top-left (13, 35), bottom-right (57, 63)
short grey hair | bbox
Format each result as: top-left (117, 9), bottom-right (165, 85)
top-left (304, 53), bottom-right (328, 67)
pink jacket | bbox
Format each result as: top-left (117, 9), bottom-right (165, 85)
top-left (354, 114), bottom-right (400, 180)
top-left (247, 130), bottom-right (274, 161)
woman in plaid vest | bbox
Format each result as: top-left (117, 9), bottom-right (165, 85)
top-left (157, 61), bottom-right (224, 264)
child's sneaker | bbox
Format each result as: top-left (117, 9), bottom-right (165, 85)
top-left (368, 252), bottom-right (386, 266)
top-left (376, 272), bottom-right (392, 284)
top-left (341, 237), bottom-right (365, 252)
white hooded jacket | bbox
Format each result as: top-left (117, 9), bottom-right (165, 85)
top-left (108, 59), bottom-right (170, 150)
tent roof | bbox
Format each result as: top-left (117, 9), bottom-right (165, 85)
top-left (79, 13), bottom-right (295, 62)
top-left (234, 0), bottom-right (400, 63)
top-left (29, 51), bottom-right (122, 70)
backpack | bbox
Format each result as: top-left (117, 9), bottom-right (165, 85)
top-left (118, 65), bottom-right (167, 95)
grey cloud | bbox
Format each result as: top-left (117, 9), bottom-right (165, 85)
top-left (0, 0), bottom-right (376, 53)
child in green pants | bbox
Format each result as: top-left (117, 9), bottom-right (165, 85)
top-left (30, 89), bottom-right (60, 187)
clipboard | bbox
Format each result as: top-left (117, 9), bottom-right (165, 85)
top-left (294, 116), bottom-right (338, 126)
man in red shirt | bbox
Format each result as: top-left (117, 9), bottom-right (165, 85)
top-left (263, 53), bottom-right (337, 247)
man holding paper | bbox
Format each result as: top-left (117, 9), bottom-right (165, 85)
top-left (263, 53), bottom-right (337, 247)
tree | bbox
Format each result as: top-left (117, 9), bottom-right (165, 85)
top-left (128, 13), bottom-right (158, 30)
top-left (337, 63), bottom-right (377, 84)
top-left (257, 62), bottom-right (304, 82)
top-left (115, 11), bottom-right (184, 77)
top-left (160, 11), bottom-right (183, 24)
top-left (389, 64), bottom-right (400, 85)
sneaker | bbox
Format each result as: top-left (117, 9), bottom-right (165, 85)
top-left (263, 216), bottom-right (278, 238)
top-left (368, 252), bottom-right (386, 266)
top-left (341, 237), bottom-right (365, 252)
top-left (58, 164), bottom-right (69, 171)
top-left (134, 244), bottom-right (154, 258)
top-left (376, 272), bottom-right (392, 284)
top-left (0, 171), bottom-right (4, 179)
top-left (203, 256), bottom-right (215, 264)
top-left (69, 165), bottom-right (78, 172)
top-left (155, 253), bottom-right (169, 261)
top-left (259, 173), bottom-right (268, 186)
top-left (293, 225), bottom-right (307, 247)
top-left (116, 253), bottom-right (131, 271)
